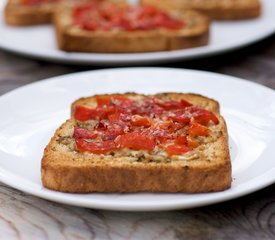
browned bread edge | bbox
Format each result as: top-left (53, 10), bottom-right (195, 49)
top-left (141, 0), bottom-right (261, 20)
top-left (4, 0), bottom-right (54, 26)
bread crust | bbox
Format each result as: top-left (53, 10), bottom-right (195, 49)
top-left (54, 6), bottom-right (209, 53)
top-left (4, 0), bottom-right (126, 26)
top-left (141, 0), bottom-right (261, 20)
top-left (41, 93), bottom-right (232, 193)
top-left (4, 0), bottom-right (57, 26)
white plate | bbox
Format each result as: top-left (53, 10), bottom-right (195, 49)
top-left (0, 67), bottom-right (275, 211)
top-left (0, 0), bottom-right (275, 65)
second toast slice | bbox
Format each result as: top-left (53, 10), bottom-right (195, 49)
top-left (54, 3), bottom-right (210, 53)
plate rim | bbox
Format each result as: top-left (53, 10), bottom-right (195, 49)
top-left (1, 67), bottom-right (275, 211)
top-left (0, 0), bottom-right (275, 65)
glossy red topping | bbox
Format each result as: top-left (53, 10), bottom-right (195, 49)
top-left (73, 4), bottom-right (184, 31)
top-left (73, 95), bottom-right (219, 155)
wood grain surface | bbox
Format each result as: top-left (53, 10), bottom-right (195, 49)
top-left (1, 34), bottom-right (275, 239)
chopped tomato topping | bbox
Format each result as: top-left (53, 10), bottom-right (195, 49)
top-left (166, 144), bottom-right (190, 156)
top-left (96, 96), bottom-right (113, 106)
top-left (175, 136), bottom-right (188, 145)
top-left (108, 112), bottom-right (120, 123)
top-left (131, 115), bottom-right (151, 127)
top-left (115, 133), bottom-right (155, 151)
top-left (156, 99), bottom-right (192, 110)
top-left (94, 120), bottom-right (108, 131)
top-left (73, 127), bottom-right (98, 139)
top-left (73, 3), bottom-right (184, 31)
top-left (141, 128), bottom-right (175, 144)
top-left (75, 139), bottom-right (116, 154)
top-left (167, 110), bottom-right (190, 125)
top-left (74, 105), bottom-right (98, 121)
top-left (96, 95), bottom-right (130, 106)
top-left (73, 95), bottom-right (219, 155)
top-left (157, 120), bottom-right (174, 130)
top-left (187, 122), bottom-right (209, 137)
top-left (187, 138), bottom-right (199, 148)
top-left (189, 107), bottom-right (219, 125)
top-left (102, 125), bottom-right (126, 141)
top-left (74, 105), bottom-right (115, 121)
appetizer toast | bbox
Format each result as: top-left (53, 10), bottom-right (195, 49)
top-left (41, 93), bottom-right (232, 193)
top-left (55, 3), bottom-right (209, 53)
top-left (4, 0), bottom-right (57, 25)
top-left (141, 0), bottom-right (261, 20)
top-left (4, 0), bottom-right (126, 26)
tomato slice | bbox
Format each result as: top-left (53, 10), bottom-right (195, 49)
top-left (166, 144), bottom-right (190, 156)
top-left (75, 139), bottom-right (116, 154)
top-left (115, 133), bottom-right (155, 151)
top-left (187, 122), bottom-right (209, 137)
top-left (73, 127), bottom-right (98, 139)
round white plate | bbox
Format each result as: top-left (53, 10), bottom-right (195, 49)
top-left (0, 67), bottom-right (275, 211)
top-left (0, 0), bottom-right (275, 65)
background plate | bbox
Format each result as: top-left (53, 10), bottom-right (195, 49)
top-left (0, 0), bottom-right (274, 65)
top-left (0, 67), bottom-right (275, 211)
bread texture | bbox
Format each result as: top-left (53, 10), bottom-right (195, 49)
top-left (141, 0), bottom-right (261, 20)
top-left (41, 93), bottom-right (232, 193)
top-left (54, 4), bottom-right (209, 53)
top-left (4, 0), bottom-right (54, 26)
top-left (4, 0), bottom-right (126, 26)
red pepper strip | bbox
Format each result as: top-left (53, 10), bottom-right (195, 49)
top-left (73, 127), bottom-right (98, 139)
top-left (187, 122), bottom-right (209, 137)
top-left (115, 133), bottom-right (155, 151)
top-left (75, 138), bottom-right (116, 154)
top-left (166, 144), bottom-right (190, 156)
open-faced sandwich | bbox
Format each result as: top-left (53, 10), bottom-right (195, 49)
top-left (41, 92), bottom-right (231, 193)
top-left (4, 0), bottom-right (126, 26)
top-left (54, 2), bottom-right (209, 53)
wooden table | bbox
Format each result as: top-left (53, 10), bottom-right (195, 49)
top-left (1, 35), bottom-right (275, 239)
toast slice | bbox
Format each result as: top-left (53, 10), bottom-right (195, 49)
top-left (54, 3), bottom-right (209, 53)
top-left (141, 0), bottom-right (261, 20)
top-left (4, 0), bottom-right (56, 26)
top-left (4, 0), bottom-right (126, 26)
top-left (41, 93), bottom-right (231, 193)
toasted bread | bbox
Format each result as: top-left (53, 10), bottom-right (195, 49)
top-left (4, 0), bottom-right (126, 26)
top-left (141, 0), bottom-right (261, 20)
top-left (54, 3), bottom-right (209, 53)
top-left (4, 0), bottom-right (55, 26)
top-left (41, 92), bottom-right (231, 193)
